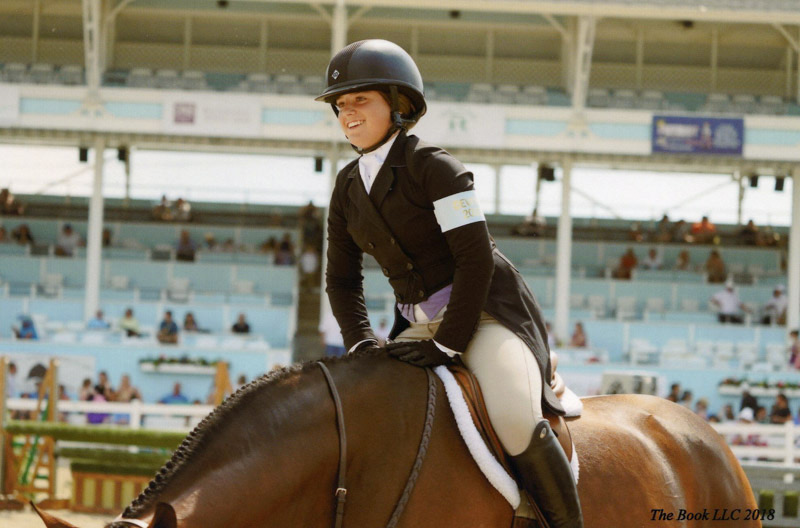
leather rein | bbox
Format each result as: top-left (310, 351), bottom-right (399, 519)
top-left (316, 361), bottom-right (438, 528)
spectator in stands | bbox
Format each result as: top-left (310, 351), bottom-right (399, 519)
top-left (671, 219), bottom-right (691, 243)
top-left (674, 249), bottom-right (691, 271)
top-left (11, 223), bottom-right (34, 245)
top-left (0, 188), bottom-right (24, 215)
top-left (641, 248), bottom-right (662, 270)
top-left (789, 330), bottom-right (800, 370)
top-left (87, 309), bottom-right (111, 330)
top-left (235, 374), bottom-right (248, 392)
top-left (96, 371), bottom-right (115, 400)
top-left (153, 195), bottom-right (172, 221)
top-left (102, 227), bottom-right (113, 248)
top-left (183, 312), bottom-right (209, 333)
top-left (78, 378), bottom-right (93, 401)
top-left (299, 200), bottom-right (324, 248)
top-left (569, 322), bottom-right (588, 348)
top-left (738, 219), bottom-right (760, 246)
top-left (666, 383), bottom-right (681, 403)
top-left (679, 390), bottom-right (693, 409)
top-left (691, 215), bottom-right (717, 244)
top-left (12, 316), bottom-right (38, 340)
top-left (119, 308), bottom-right (142, 337)
top-left (0, 226), bottom-right (8, 243)
top-left (628, 222), bottom-right (644, 243)
top-left (755, 406), bottom-right (768, 424)
top-left (320, 310), bottom-right (345, 357)
top-left (175, 230), bottom-right (197, 262)
top-left (769, 393), bottom-right (792, 424)
top-left (259, 236), bottom-right (277, 256)
top-left (545, 321), bottom-right (558, 349)
top-left (740, 384), bottom-right (758, 414)
top-left (55, 223), bottom-right (83, 256)
top-left (173, 197), bottom-right (192, 222)
top-left (299, 244), bottom-right (320, 291)
top-left (711, 279), bottom-right (749, 324)
top-left (375, 318), bottom-right (391, 346)
top-left (159, 382), bottom-right (189, 404)
top-left (157, 311), bottom-right (179, 344)
top-left (86, 389), bottom-right (110, 425)
top-left (704, 249), bottom-right (727, 283)
top-left (114, 374), bottom-right (142, 402)
top-left (274, 233), bottom-right (295, 266)
top-left (203, 233), bottom-right (218, 252)
top-left (761, 285), bottom-right (787, 325)
top-left (721, 404), bottom-right (736, 422)
top-left (231, 313), bottom-right (251, 334)
top-left (512, 208), bottom-right (546, 237)
top-left (221, 238), bottom-right (237, 252)
top-left (5, 362), bottom-right (18, 398)
top-left (613, 248), bottom-right (638, 279)
top-left (694, 398), bottom-right (708, 420)
top-left (653, 214), bottom-right (672, 243)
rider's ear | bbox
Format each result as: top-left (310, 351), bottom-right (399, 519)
top-left (147, 503), bottom-right (177, 528)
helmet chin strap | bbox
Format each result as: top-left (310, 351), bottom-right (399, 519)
top-left (351, 86), bottom-right (414, 155)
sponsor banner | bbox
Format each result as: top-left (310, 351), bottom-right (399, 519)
top-left (414, 102), bottom-right (505, 148)
top-left (163, 94), bottom-right (262, 137)
top-left (652, 115), bottom-right (743, 156)
top-left (0, 85), bottom-right (21, 125)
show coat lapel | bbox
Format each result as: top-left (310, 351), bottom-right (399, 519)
top-left (346, 160), bottom-right (395, 242)
top-left (369, 132), bottom-right (407, 209)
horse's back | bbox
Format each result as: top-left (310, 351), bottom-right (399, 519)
top-left (571, 394), bottom-right (759, 527)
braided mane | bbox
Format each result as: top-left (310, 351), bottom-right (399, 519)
top-left (106, 351), bottom-right (377, 525)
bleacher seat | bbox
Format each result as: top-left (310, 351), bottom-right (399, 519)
top-left (274, 74), bottom-right (301, 94)
top-left (181, 70), bottom-right (207, 90)
top-left (731, 94), bottom-right (756, 114)
top-left (3, 63), bottom-right (28, 83)
top-left (611, 89), bottom-right (636, 109)
top-left (129, 68), bottom-right (154, 88)
top-left (640, 90), bottom-right (664, 110)
top-left (59, 65), bottom-right (84, 85)
top-left (493, 84), bottom-right (519, 105)
top-left (467, 83), bottom-right (493, 104)
top-left (245, 73), bottom-right (271, 92)
top-left (518, 85), bottom-right (547, 105)
top-left (587, 88), bottom-right (610, 107)
top-left (29, 63), bottom-right (54, 84)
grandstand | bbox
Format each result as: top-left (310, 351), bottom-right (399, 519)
top-left (2, 0), bottom-right (800, 524)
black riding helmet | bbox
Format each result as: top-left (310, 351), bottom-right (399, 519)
top-left (316, 39), bottom-right (427, 153)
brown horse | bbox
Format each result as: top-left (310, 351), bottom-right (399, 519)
top-left (36, 352), bottom-right (759, 528)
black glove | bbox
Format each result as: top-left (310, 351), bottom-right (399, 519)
top-left (385, 339), bottom-right (454, 367)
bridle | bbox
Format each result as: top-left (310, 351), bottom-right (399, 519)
top-left (316, 361), bottom-right (438, 528)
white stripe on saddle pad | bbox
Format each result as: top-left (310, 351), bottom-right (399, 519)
top-left (434, 366), bottom-right (580, 510)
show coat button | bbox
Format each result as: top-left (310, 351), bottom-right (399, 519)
top-left (382, 267), bottom-right (390, 276)
top-left (418, 290), bottom-right (425, 298)
top-left (367, 242), bottom-right (375, 250)
top-left (390, 238), bottom-right (396, 245)
top-left (406, 262), bottom-right (414, 271)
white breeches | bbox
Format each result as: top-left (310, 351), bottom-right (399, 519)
top-left (395, 311), bottom-right (544, 456)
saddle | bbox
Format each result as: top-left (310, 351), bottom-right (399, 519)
top-left (448, 351), bottom-right (574, 528)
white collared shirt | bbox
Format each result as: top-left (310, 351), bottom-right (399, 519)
top-left (358, 132), bottom-right (399, 194)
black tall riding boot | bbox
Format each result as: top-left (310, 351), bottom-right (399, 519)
top-left (509, 420), bottom-right (584, 528)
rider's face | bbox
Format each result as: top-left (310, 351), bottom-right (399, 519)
top-left (335, 91), bottom-right (392, 150)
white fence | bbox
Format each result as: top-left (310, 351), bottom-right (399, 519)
top-left (711, 422), bottom-right (800, 467)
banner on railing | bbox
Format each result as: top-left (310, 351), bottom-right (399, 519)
top-left (414, 102), bottom-right (505, 148)
top-left (651, 115), bottom-right (744, 156)
top-left (162, 94), bottom-right (262, 137)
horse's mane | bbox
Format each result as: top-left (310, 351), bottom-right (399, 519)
top-left (108, 350), bottom-right (378, 525)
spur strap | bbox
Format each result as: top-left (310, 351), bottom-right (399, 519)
top-left (317, 362), bottom-right (438, 528)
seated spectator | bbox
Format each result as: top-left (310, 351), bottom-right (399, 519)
top-left (235, 374), bottom-right (248, 391)
top-left (11, 223), bottom-right (34, 245)
top-left (160, 382), bottom-right (189, 404)
top-left (710, 280), bottom-right (749, 324)
top-left (569, 322), bottom-right (588, 348)
top-left (672, 219), bottom-right (691, 243)
top-left (203, 233), bottom-right (218, 252)
top-left (102, 227), bottom-right (113, 247)
top-left (512, 208), bottom-right (546, 237)
top-left (299, 244), bottom-right (320, 291)
top-left (628, 222), bottom-right (644, 243)
top-left (12, 316), bottom-right (38, 340)
top-left (679, 390), bottom-right (693, 409)
top-left (221, 238), bottom-right (237, 252)
top-left (721, 404), bottom-right (736, 422)
top-left (55, 223), bottom-right (83, 257)
top-left (691, 215), bottom-right (716, 244)
top-left (755, 406), bottom-right (769, 424)
top-left (761, 285), bottom-right (787, 325)
top-left (641, 248), bottom-right (662, 270)
top-left (95, 371), bottom-right (115, 400)
top-left (153, 195), bottom-right (172, 221)
top-left (259, 236), bottom-right (277, 255)
top-left (789, 330), bottom-right (800, 370)
top-left (613, 248), bottom-right (638, 279)
top-left (739, 384), bottom-right (758, 414)
top-left (769, 393), bottom-right (792, 424)
top-left (0, 188), bottom-right (25, 215)
top-left (173, 197), bottom-right (192, 222)
top-left (87, 309), bottom-right (111, 330)
top-left (0, 226), bottom-right (8, 243)
top-left (118, 308), bottom-right (142, 337)
top-left (731, 407), bottom-right (765, 447)
top-left (738, 219), bottom-right (759, 246)
top-left (157, 310), bottom-right (179, 344)
top-left (703, 249), bottom-right (726, 283)
top-left (666, 383), bottom-right (681, 403)
top-left (674, 249), bottom-right (691, 271)
top-left (78, 378), bottom-right (93, 401)
top-left (115, 374), bottom-right (142, 402)
top-left (274, 233), bottom-right (295, 265)
top-left (694, 398), bottom-right (708, 420)
top-left (86, 389), bottom-right (110, 425)
top-left (653, 214), bottom-right (672, 243)
top-left (175, 230), bottom-right (197, 262)
top-left (5, 362), bottom-right (18, 398)
top-left (231, 313), bottom-right (251, 334)
top-left (183, 311), bottom-right (209, 333)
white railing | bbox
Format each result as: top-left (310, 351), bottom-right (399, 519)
top-left (711, 421), bottom-right (800, 467)
top-left (5, 398), bottom-right (215, 431)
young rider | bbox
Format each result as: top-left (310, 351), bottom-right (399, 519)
top-left (318, 39), bottom-right (583, 528)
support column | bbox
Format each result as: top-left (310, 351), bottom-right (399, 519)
top-left (635, 28), bottom-right (644, 90)
top-left (710, 28), bottom-right (719, 92)
top-left (331, 0), bottom-right (347, 53)
top-left (83, 138), bottom-right (106, 322)
top-left (31, 0), bottom-right (41, 63)
top-left (735, 170), bottom-right (744, 226)
top-left (82, 0), bottom-right (103, 97)
top-left (788, 167), bottom-right (800, 330)
top-left (319, 148), bottom-right (340, 321)
top-left (493, 164), bottom-right (502, 214)
top-left (554, 161), bottom-right (573, 343)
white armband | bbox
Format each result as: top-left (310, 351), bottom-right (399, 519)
top-left (433, 190), bottom-right (486, 233)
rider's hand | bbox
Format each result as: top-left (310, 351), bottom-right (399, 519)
top-left (385, 340), bottom-right (453, 367)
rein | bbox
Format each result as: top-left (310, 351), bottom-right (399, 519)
top-left (317, 361), bottom-right (438, 528)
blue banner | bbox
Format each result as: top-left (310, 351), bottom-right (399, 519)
top-left (652, 115), bottom-right (744, 156)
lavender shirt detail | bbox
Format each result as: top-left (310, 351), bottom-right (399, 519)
top-left (399, 284), bottom-right (453, 323)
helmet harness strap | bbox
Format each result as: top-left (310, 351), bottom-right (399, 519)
top-left (351, 85), bottom-right (410, 155)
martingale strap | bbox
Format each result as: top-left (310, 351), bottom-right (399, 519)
top-left (316, 362), bottom-right (438, 528)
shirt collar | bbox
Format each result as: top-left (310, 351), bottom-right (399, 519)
top-left (359, 132), bottom-right (399, 181)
